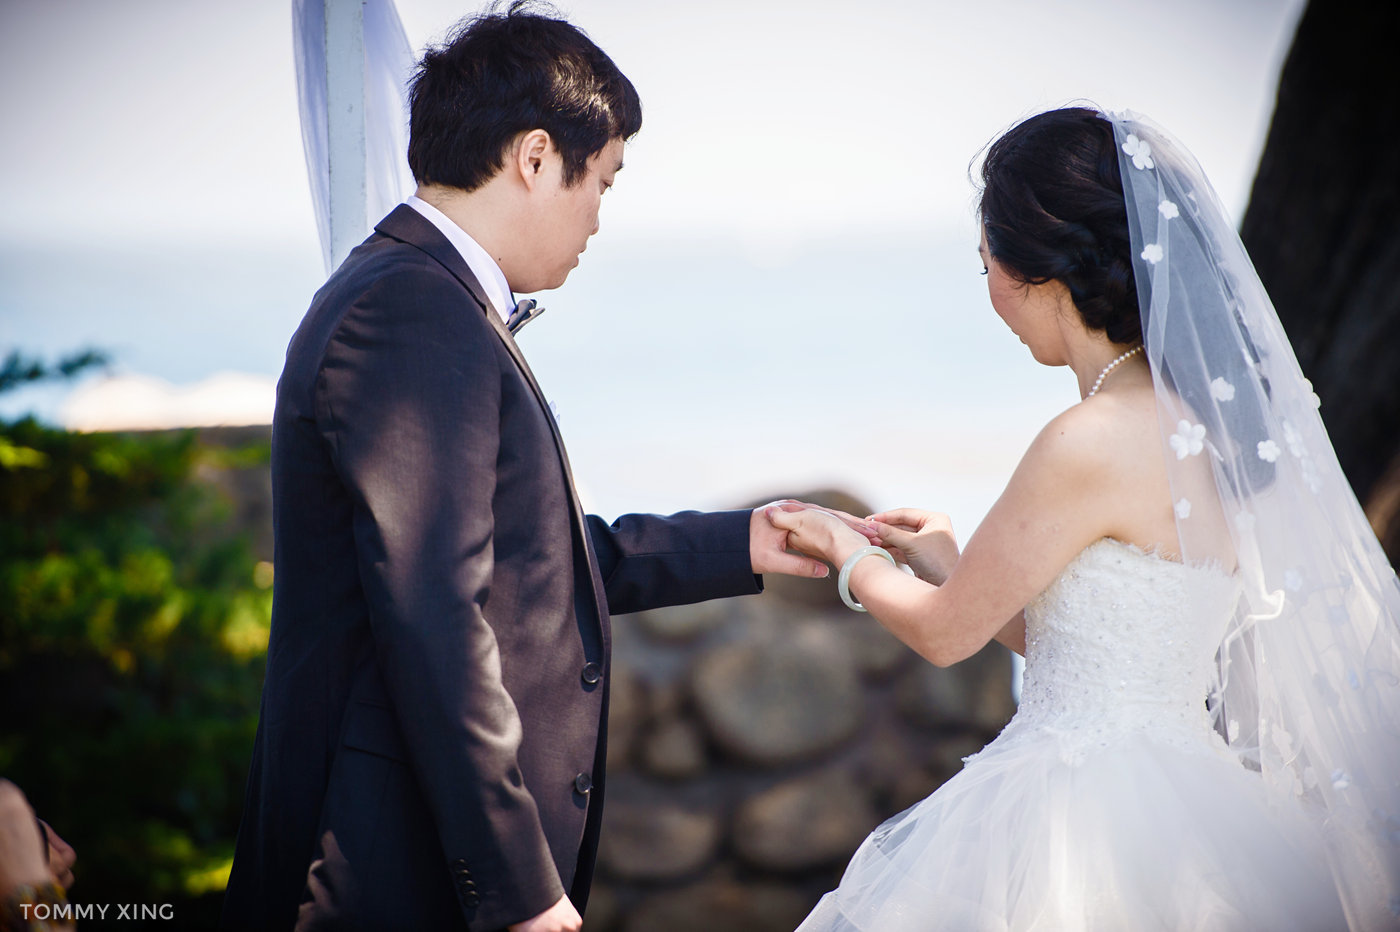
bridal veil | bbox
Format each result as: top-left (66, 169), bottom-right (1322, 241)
top-left (1110, 111), bottom-right (1400, 928)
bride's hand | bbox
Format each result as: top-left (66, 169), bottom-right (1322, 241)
top-left (765, 505), bottom-right (872, 568)
top-left (867, 508), bottom-right (959, 585)
top-left (768, 500), bottom-right (880, 542)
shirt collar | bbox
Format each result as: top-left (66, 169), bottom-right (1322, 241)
top-left (406, 195), bottom-right (516, 323)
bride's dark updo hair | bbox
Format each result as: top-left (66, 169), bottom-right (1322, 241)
top-left (979, 107), bottom-right (1141, 345)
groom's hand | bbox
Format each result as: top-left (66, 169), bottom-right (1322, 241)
top-left (509, 894), bottom-right (581, 932)
top-left (750, 501), bottom-right (878, 578)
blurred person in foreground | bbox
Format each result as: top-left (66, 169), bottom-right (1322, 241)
top-left (0, 779), bottom-right (76, 932)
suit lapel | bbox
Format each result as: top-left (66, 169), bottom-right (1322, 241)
top-left (376, 205), bottom-right (496, 320)
top-left (374, 206), bottom-right (611, 635)
top-left (478, 312), bottom-right (612, 644)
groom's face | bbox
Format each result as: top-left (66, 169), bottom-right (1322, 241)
top-left (521, 137), bottom-right (625, 292)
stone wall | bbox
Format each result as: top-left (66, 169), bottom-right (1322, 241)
top-left (583, 491), bottom-right (1016, 932)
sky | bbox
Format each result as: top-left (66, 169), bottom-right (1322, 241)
top-left (1, 0), bottom-right (1306, 525)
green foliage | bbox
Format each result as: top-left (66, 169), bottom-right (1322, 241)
top-left (0, 348), bottom-right (109, 395)
top-left (0, 414), bottom-right (271, 915)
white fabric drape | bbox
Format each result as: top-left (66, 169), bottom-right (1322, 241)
top-left (293, 0), bottom-right (416, 274)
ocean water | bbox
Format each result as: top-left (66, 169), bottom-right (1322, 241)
top-left (1, 224), bottom-right (1072, 535)
top-left (517, 227), bottom-right (1071, 529)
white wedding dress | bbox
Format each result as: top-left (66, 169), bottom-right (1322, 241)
top-left (797, 537), bottom-right (1348, 931)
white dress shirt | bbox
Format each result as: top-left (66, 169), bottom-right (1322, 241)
top-left (406, 195), bottom-right (515, 324)
top-left (405, 196), bottom-right (558, 423)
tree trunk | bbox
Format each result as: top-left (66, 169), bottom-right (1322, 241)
top-left (1240, 0), bottom-right (1400, 560)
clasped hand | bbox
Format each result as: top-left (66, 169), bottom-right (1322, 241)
top-left (764, 504), bottom-right (959, 586)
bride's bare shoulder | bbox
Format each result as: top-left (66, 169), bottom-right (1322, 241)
top-left (1018, 386), bottom-right (1163, 486)
top-left (1033, 385), bottom-right (1156, 447)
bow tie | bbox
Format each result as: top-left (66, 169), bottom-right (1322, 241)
top-left (506, 299), bottom-right (545, 334)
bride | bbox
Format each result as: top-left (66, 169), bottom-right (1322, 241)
top-left (771, 107), bottom-right (1400, 930)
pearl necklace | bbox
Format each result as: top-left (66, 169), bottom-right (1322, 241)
top-left (1087, 345), bottom-right (1143, 397)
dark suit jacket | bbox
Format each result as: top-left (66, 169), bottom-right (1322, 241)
top-left (222, 205), bottom-right (760, 931)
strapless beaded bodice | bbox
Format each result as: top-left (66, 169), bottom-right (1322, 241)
top-left (1010, 537), bottom-right (1242, 764)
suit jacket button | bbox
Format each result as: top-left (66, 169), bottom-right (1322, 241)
top-left (463, 891), bottom-right (482, 907)
top-left (451, 859), bottom-right (468, 870)
top-left (574, 772), bottom-right (593, 795)
top-left (580, 662), bottom-right (602, 686)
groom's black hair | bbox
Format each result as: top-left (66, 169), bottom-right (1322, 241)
top-left (408, 0), bottom-right (641, 191)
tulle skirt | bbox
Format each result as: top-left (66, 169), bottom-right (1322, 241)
top-left (797, 727), bottom-right (1347, 931)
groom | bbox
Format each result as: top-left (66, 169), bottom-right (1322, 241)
top-left (221, 4), bottom-right (828, 932)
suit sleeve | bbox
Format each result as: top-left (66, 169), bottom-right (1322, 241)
top-left (586, 510), bottom-right (763, 616)
top-left (316, 267), bottom-right (564, 929)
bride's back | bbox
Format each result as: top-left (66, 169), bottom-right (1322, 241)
top-left (1077, 375), bottom-right (1235, 572)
